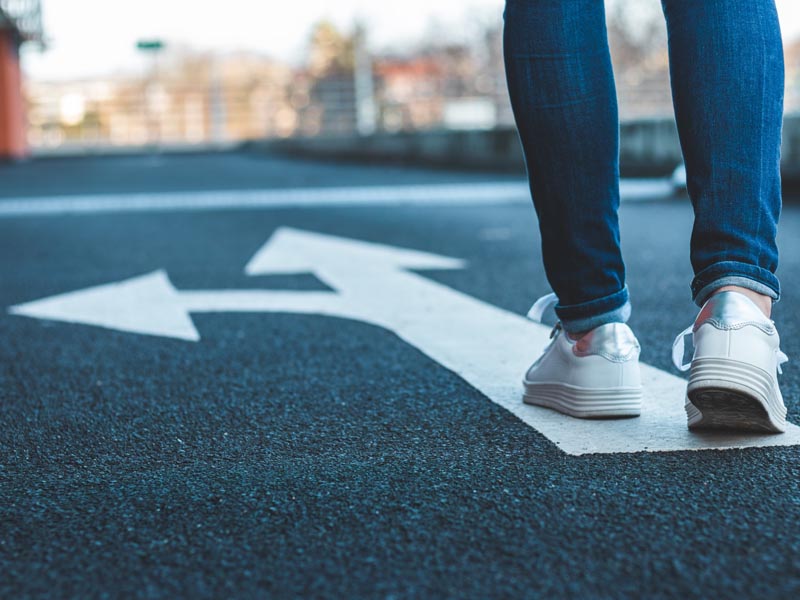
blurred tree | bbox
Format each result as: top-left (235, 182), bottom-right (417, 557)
top-left (606, 1), bottom-right (668, 70)
top-left (606, 0), bottom-right (671, 117)
top-left (308, 21), bottom-right (355, 77)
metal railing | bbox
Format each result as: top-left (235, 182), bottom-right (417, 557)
top-left (23, 55), bottom-right (800, 152)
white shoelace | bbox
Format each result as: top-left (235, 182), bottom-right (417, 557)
top-left (527, 292), bottom-right (562, 338)
top-left (532, 293), bottom-right (790, 375)
top-left (671, 324), bottom-right (789, 374)
top-left (527, 292), bottom-right (558, 323)
top-left (670, 324), bottom-right (695, 372)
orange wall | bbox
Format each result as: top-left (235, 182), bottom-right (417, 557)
top-left (0, 29), bottom-right (26, 160)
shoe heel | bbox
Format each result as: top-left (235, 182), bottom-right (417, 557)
top-left (686, 357), bottom-right (786, 433)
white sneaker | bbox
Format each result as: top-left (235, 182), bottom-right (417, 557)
top-left (523, 293), bottom-right (643, 418)
top-left (672, 290), bottom-right (790, 433)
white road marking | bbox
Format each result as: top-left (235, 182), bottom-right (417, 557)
top-left (10, 227), bottom-right (799, 455)
top-left (0, 179), bottom-right (673, 218)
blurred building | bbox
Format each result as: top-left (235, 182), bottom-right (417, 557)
top-left (375, 57), bottom-right (445, 131)
top-left (0, 0), bottom-right (43, 158)
top-left (26, 51), bottom-right (298, 148)
top-left (293, 22), bottom-right (358, 137)
top-left (483, 25), bottom-right (515, 127)
top-left (19, 15), bottom-right (800, 152)
top-left (786, 39), bottom-right (800, 114)
top-left (607, 4), bottom-right (673, 119)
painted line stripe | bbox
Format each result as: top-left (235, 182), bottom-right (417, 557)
top-left (0, 179), bottom-right (674, 218)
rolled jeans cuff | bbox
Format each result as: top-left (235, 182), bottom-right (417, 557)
top-left (691, 261), bottom-right (780, 307)
top-left (555, 285), bottom-right (631, 334)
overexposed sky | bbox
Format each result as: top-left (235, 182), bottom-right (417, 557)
top-left (21, 0), bottom-right (800, 81)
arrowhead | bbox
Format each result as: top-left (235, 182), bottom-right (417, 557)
top-left (9, 270), bottom-right (201, 341)
top-left (245, 227), bottom-right (466, 276)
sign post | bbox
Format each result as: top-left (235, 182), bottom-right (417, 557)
top-left (136, 39), bottom-right (166, 147)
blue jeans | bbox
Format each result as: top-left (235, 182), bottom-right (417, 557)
top-left (503, 0), bottom-right (784, 333)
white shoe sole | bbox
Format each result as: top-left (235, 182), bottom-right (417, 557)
top-left (686, 357), bottom-right (786, 433)
top-left (523, 382), bottom-right (642, 419)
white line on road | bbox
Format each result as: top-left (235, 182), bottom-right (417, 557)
top-left (0, 179), bottom-right (674, 218)
top-left (10, 227), bottom-right (800, 455)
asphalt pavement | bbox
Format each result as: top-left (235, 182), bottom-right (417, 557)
top-left (1, 151), bottom-right (799, 598)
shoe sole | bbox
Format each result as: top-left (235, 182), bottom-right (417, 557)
top-left (523, 382), bottom-right (642, 419)
top-left (686, 357), bottom-right (786, 433)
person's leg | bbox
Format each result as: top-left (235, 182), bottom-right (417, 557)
top-left (503, 0), bottom-right (629, 336)
top-left (505, 1), bottom-right (642, 419)
top-left (660, 0), bottom-right (784, 312)
top-left (663, 0), bottom-right (788, 432)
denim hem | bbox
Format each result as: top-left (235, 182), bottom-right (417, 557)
top-left (691, 261), bottom-right (780, 307)
top-left (694, 276), bottom-right (779, 307)
top-left (554, 285), bottom-right (630, 333)
top-left (559, 300), bottom-right (631, 334)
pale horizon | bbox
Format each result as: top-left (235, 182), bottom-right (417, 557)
top-left (21, 0), bottom-right (800, 82)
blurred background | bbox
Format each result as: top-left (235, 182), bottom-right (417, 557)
top-left (1, 0), bottom-right (797, 159)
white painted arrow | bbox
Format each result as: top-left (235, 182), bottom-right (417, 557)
top-left (9, 270), bottom-right (364, 342)
top-left (9, 227), bottom-right (800, 455)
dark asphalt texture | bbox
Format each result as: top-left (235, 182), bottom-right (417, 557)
top-left (1, 152), bottom-right (799, 598)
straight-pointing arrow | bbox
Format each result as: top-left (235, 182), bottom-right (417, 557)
top-left (9, 227), bottom-right (800, 455)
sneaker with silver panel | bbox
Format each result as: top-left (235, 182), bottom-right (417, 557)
top-left (672, 290), bottom-right (789, 433)
top-left (522, 293), bottom-right (643, 419)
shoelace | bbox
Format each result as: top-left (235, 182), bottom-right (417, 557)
top-left (531, 293), bottom-right (790, 374)
top-left (527, 292), bottom-right (558, 323)
top-left (527, 292), bottom-right (563, 338)
top-left (670, 324), bottom-right (694, 372)
top-left (671, 323), bottom-right (789, 374)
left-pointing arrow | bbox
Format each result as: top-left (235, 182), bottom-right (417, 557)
top-left (9, 270), bottom-right (202, 341)
top-left (9, 269), bottom-right (350, 342)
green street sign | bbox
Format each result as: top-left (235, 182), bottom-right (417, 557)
top-left (136, 39), bottom-right (165, 51)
